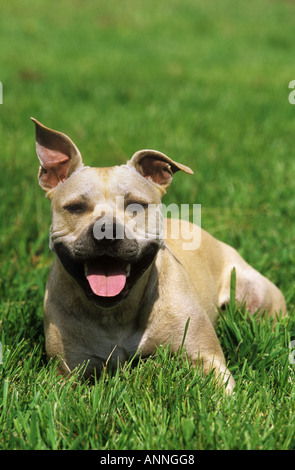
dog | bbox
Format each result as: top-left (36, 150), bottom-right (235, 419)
top-left (32, 118), bottom-right (286, 395)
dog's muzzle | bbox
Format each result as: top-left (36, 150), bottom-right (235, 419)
top-left (53, 217), bottom-right (161, 307)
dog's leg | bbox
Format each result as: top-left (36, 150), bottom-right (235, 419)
top-left (187, 324), bottom-right (236, 396)
top-left (218, 243), bottom-right (286, 316)
top-left (201, 356), bottom-right (236, 396)
top-left (156, 312), bottom-right (236, 395)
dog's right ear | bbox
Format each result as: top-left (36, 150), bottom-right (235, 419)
top-left (129, 149), bottom-right (193, 191)
top-left (31, 118), bottom-right (83, 192)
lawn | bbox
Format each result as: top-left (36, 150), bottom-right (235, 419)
top-left (0, 0), bottom-right (295, 450)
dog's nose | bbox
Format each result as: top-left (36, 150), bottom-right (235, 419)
top-left (93, 217), bottom-right (124, 241)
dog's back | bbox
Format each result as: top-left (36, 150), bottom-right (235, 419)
top-left (164, 218), bottom-right (286, 319)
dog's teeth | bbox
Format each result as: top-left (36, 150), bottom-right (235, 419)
top-left (125, 263), bottom-right (131, 277)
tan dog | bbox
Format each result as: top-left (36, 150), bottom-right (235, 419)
top-left (32, 118), bottom-right (286, 395)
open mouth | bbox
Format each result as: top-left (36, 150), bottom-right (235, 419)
top-left (82, 252), bottom-right (157, 305)
top-left (85, 258), bottom-right (131, 298)
top-left (55, 241), bottom-right (160, 307)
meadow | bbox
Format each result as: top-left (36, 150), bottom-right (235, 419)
top-left (0, 0), bottom-right (295, 450)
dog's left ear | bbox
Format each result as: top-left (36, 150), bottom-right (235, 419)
top-left (31, 118), bottom-right (83, 192)
top-left (129, 149), bottom-right (194, 189)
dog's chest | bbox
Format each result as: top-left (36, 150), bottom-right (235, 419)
top-left (84, 325), bottom-right (144, 366)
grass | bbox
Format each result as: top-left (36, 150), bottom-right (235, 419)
top-left (1, 0), bottom-right (295, 450)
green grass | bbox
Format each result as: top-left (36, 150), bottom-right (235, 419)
top-left (1, 0), bottom-right (295, 450)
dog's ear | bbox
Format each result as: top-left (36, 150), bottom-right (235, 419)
top-left (31, 118), bottom-right (83, 192)
top-left (129, 150), bottom-right (194, 189)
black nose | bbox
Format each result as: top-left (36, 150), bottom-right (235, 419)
top-left (92, 217), bottom-right (124, 241)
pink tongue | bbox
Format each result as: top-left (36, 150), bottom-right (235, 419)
top-left (86, 260), bottom-right (126, 297)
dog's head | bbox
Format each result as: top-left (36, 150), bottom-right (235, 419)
top-left (32, 118), bottom-right (193, 307)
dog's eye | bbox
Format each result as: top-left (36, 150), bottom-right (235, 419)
top-left (63, 202), bottom-right (87, 214)
top-left (125, 201), bottom-right (149, 210)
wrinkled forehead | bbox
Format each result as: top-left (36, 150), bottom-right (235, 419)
top-left (50, 165), bottom-right (162, 203)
